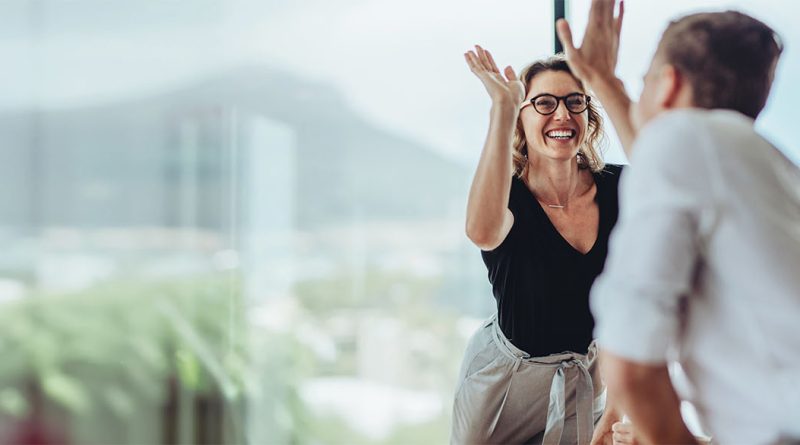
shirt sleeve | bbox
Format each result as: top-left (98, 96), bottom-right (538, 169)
top-left (482, 176), bottom-right (525, 256)
top-left (591, 111), bottom-right (717, 364)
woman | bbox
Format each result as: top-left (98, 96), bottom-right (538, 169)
top-left (451, 46), bottom-right (627, 445)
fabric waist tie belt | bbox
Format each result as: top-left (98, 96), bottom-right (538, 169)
top-left (542, 358), bottom-right (594, 445)
top-left (489, 315), bottom-right (596, 445)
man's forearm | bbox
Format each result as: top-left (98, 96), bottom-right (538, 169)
top-left (587, 75), bottom-right (636, 157)
top-left (625, 373), bottom-right (696, 445)
top-left (603, 354), bottom-right (698, 445)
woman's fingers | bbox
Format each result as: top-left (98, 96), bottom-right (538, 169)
top-left (475, 45), bottom-right (495, 72)
top-left (465, 51), bottom-right (488, 75)
top-left (475, 45), bottom-right (488, 70)
top-left (464, 51), bottom-right (478, 71)
top-left (465, 51), bottom-right (501, 94)
top-left (485, 49), bottom-right (501, 73)
top-left (466, 47), bottom-right (505, 78)
top-left (503, 65), bottom-right (517, 82)
top-left (615, 0), bottom-right (625, 37)
top-left (465, 46), bottom-right (520, 103)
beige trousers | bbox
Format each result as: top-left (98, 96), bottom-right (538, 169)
top-left (451, 314), bottom-right (605, 445)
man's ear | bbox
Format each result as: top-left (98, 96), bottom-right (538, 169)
top-left (654, 64), bottom-right (685, 109)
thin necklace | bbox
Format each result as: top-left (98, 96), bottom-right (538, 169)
top-left (544, 180), bottom-right (595, 209)
top-left (531, 189), bottom-right (569, 208)
top-left (524, 173), bottom-right (577, 209)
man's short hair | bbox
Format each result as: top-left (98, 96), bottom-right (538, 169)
top-left (657, 11), bottom-right (783, 119)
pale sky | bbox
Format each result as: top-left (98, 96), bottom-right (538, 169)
top-left (1, 0), bottom-right (798, 165)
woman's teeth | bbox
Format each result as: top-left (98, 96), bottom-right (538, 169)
top-left (546, 130), bottom-right (575, 140)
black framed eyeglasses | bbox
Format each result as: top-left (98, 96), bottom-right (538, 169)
top-left (521, 93), bottom-right (590, 115)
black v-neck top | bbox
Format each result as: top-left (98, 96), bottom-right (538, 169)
top-left (481, 164), bottom-right (624, 357)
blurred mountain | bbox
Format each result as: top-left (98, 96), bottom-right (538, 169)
top-left (0, 66), bottom-right (469, 231)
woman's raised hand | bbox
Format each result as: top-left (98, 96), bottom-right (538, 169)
top-left (464, 45), bottom-right (525, 108)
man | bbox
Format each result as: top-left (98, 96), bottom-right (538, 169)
top-left (557, 1), bottom-right (800, 444)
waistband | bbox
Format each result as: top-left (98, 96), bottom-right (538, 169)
top-left (485, 313), bottom-right (598, 365)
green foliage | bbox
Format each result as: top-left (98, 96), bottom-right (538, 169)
top-left (0, 388), bottom-right (27, 417)
top-left (0, 272), bottom-right (255, 443)
top-left (0, 265), bottom-right (469, 444)
top-left (40, 372), bottom-right (91, 415)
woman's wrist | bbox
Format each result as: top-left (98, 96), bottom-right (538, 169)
top-left (491, 93), bottom-right (519, 108)
top-left (490, 99), bottom-right (519, 119)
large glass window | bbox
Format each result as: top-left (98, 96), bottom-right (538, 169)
top-left (0, 1), bottom-right (554, 443)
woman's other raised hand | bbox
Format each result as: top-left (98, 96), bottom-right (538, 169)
top-left (464, 45), bottom-right (525, 109)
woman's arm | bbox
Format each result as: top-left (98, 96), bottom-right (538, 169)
top-left (463, 46), bottom-right (523, 250)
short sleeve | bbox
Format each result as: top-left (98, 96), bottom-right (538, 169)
top-left (481, 176), bottom-right (528, 256)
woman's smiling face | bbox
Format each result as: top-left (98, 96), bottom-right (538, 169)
top-left (519, 70), bottom-right (589, 162)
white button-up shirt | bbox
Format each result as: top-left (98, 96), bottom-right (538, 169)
top-left (591, 109), bottom-right (800, 445)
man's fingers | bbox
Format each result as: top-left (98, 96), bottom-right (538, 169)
top-left (612, 432), bottom-right (633, 444)
top-left (589, 0), bottom-right (613, 25)
top-left (556, 19), bottom-right (578, 56)
top-left (611, 421), bottom-right (634, 445)
top-left (611, 422), bottom-right (632, 433)
top-left (615, 0), bottom-right (625, 37)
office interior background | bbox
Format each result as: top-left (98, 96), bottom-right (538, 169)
top-left (0, 0), bottom-right (797, 443)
